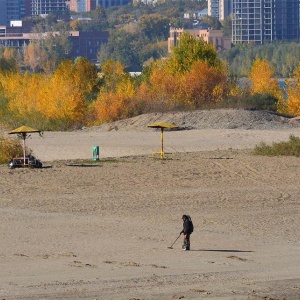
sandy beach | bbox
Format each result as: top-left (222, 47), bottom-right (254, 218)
top-left (1, 110), bottom-right (300, 299)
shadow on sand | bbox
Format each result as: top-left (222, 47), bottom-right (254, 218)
top-left (191, 249), bottom-right (254, 253)
top-left (66, 164), bottom-right (102, 167)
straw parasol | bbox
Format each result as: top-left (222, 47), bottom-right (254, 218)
top-left (8, 125), bottom-right (41, 166)
top-left (147, 121), bottom-right (178, 159)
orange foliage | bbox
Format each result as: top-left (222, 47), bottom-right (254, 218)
top-left (136, 60), bottom-right (230, 111)
top-left (91, 75), bottom-right (136, 124)
top-left (184, 61), bottom-right (228, 108)
top-left (135, 61), bottom-right (187, 111)
top-left (286, 64), bottom-right (300, 115)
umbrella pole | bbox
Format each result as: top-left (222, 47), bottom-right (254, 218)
top-left (22, 133), bottom-right (26, 167)
top-left (160, 128), bottom-right (164, 159)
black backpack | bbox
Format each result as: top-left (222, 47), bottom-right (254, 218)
top-left (187, 215), bottom-right (194, 233)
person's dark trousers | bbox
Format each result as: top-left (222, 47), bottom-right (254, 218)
top-left (182, 233), bottom-right (190, 250)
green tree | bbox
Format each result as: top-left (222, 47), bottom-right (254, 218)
top-left (167, 32), bottom-right (221, 74)
top-left (221, 15), bottom-right (232, 36)
top-left (97, 29), bottom-right (140, 71)
top-left (138, 14), bottom-right (170, 42)
top-left (201, 15), bottom-right (222, 30)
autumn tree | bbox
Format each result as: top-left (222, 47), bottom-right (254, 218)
top-left (136, 32), bottom-right (232, 111)
top-left (38, 59), bottom-right (88, 127)
top-left (23, 42), bottom-right (48, 72)
top-left (2, 71), bottom-right (50, 128)
top-left (285, 63), bottom-right (300, 115)
top-left (0, 58), bottom-right (97, 129)
top-left (248, 58), bottom-right (284, 111)
top-left (90, 60), bottom-right (137, 124)
top-left (184, 60), bottom-right (230, 108)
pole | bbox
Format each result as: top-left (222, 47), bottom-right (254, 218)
top-left (22, 133), bottom-right (26, 167)
top-left (160, 128), bottom-right (164, 159)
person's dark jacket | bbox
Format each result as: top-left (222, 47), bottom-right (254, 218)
top-left (181, 218), bottom-right (193, 235)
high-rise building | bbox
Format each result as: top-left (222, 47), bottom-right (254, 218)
top-left (219, 0), bottom-right (232, 20)
top-left (68, 0), bottom-right (96, 12)
top-left (208, 0), bottom-right (232, 21)
top-left (208, 0), bottom-right (220, 20)
top-left (31, 0), bottom-right (67, 16)
top-left (97, 0), bottom-right (131, 9)
top-left (232, 0), bottom-right (299, 44)
top-left (0, 0), bottom-right (25, 26)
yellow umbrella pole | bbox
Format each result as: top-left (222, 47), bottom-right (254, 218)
top-left (160, 128), bottom-right (164, 159)
top-left (22, 133), bottom-right (26, 167)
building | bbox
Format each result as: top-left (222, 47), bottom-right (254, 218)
top-left (30, 0), bottom-right (67, 16)
top-left (219, 0), bottom-right (232, 21)
top-left (208, 0), bottom-right (231, 21)
top-left (97, 0), bottom-right (131, 8)
top-left (208, 0), bottom-right (220, 20)
top-left (69, 31), bottom-right (109, 61)
top-left (68, 0), bottom-right (96, 12)
top-left (184, 9), bottom-right (208, 21)
top-left (0, 24), bottom-right (109, 61)
top-left (232, 0), bottom-right (299, 44)
top-left (0, 0), bottom-right (25, 26)
top-left (168, 28), bottom-right (231, 53)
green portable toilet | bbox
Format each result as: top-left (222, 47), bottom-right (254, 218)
top-left (92, 146), bottom-right (99, 161)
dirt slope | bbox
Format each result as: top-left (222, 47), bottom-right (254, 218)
top-left (87, 109), bottom-right (300, 132)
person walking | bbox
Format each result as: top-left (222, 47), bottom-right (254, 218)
top-left (180, 215), bottom-right (193, 251)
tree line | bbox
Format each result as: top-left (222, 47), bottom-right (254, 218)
top-left (220, 42), bottom-right (300, 78)
top-left (1, 33), bottom-right (300, 131)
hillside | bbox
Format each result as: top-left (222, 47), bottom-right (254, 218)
top-left (88, 108), bottom-right (300, 132)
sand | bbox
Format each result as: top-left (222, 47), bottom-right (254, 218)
top-left (1, 123), bottom-right (300, 299)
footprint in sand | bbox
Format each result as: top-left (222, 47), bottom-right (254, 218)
top-left (69, 260), bottom-right (95, 268)
top-left (13, 253), bottom-right (29, 258)
top-left (226, 255), bottom-right (248, 261)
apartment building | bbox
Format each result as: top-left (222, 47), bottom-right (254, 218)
top-left (0, 24), bottom-right (109, 61)
top-left (30, 0), bottom-right (67, 16)
top-left (68, 0), bottom-right (96, 12)
top-left (232, 0), bottom-right (299, 44)
top-left (97, 0), bottom-right (131, 8)
top-left (208, 0), bottom-right (232, 21)
top-left (168, 27), bottom-right (231, 52)
top-left (0, 0), bottom-right (25, 26)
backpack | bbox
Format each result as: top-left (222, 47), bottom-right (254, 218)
top-left (187, 215), bottom-right (194, 233)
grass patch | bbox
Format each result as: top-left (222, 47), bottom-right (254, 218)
top-left (253, 135), bottom-right (300, 157)
top-left (0, 135), bottom-right (23, 164)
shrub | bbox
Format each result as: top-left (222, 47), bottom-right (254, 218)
top-left (253, 135), bottom-right (300, 157)
top-left (223, 93), bottom-right (278, 111)
top-left (0, 135), bottom-right (23, 164)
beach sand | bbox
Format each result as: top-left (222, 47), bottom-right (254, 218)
top-left (1, 116), bottom-right (300, 299)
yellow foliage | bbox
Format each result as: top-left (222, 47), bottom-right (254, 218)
top-left (249, 58), bottom-right (281, 97)
top-left (0, 135), bottom-right (23, 164)
top-left (4, 72), bottom-right (44, 117)
top-left (3, 48), bottom-right (16, 61)
top-left (0, 60), bottom-right (87, 126)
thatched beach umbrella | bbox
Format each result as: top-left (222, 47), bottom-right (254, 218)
top-left (8, 125), bottom-right (41, 166)
top-left (147, 122), bottom-right (178, 159)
